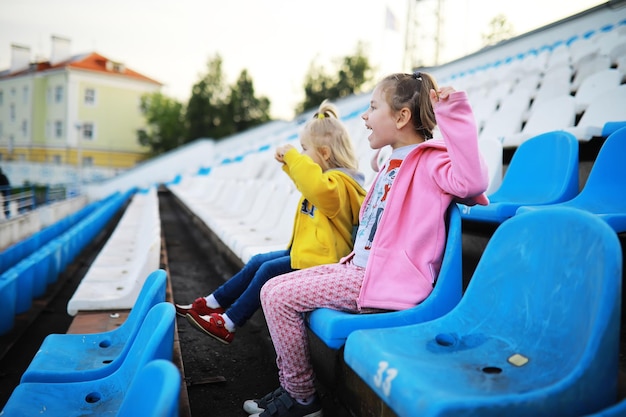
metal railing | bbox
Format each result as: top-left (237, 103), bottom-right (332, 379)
top-left (0, 185), bottom-right (69, 220)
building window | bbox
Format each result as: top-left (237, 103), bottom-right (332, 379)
top-left (54, 85), bottom-right (63, 103)
top-left (52, 155), bottom-right (62, 164)
top-left (9, 104), bottom-right (15, 122)
top-left (0, 122), bottom-right (3, 138)
top-left (83, 156), bottom-right (94, 167)
top-left (21, 120), bottom-right (28, 137)
top-left (22, 86), bottom-right (29, 104)
top-left (82, 122), bottom-right (95, 140)
top-left (55, 120), bottom-right (63, 138)
top-left (84, 88), bottom-right (96, 106)
top-left (0, 90), bottom-right (3, 106)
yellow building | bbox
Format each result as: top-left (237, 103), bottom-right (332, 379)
top-left (0, 36), bottom-right (162, 170)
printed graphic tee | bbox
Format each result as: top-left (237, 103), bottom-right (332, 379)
top-left (352, 144), bottom-right (418, 268)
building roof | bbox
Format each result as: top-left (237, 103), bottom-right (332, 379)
top-left (0, 52), bottom-right (162, 85)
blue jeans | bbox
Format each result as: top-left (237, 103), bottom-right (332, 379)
top-left (212, 250), bottom-right (294, 327)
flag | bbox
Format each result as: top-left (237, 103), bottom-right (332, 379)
top-left (386, 6), bottom-right (399, 32)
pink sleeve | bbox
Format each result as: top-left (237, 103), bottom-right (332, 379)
top-left (432, 91), bottom-right (489, 200)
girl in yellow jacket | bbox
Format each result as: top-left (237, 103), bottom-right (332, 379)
top-left (177, 100), bottom-right (367, 344)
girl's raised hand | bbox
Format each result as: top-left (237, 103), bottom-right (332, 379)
top-left (429, 86), bottom-right (456, 106)
top-left (275, 144), bottom-right (295, 163)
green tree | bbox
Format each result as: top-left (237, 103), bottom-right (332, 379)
top-left (185, 54), bottom-right (231, 140)
top-left (228, 69), bottom-right (271, 133)
top-left (137, 92), bottom-right (186, 155)
top-left (482, 14), bottom-right (515, 47)
top-left (298, 42), bottom-right (373, 114)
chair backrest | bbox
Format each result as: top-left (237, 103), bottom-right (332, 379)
top-left (576, 84), bottom-right (626, 133)
top-left (523, 95), bottom-right (576, 134)
top-left (479, 88), bottom-right (532, 141)
top-left (115, 269), bottom-right (167, 339)
top-left (459, 207), bottom-right (621, 378)
top-left (580, 127), bottom-right (626, 198)
top-left (478, 137), bottom-right (503, 196)
top-left (489, 131), bottom-right (579, 204)
top-left (306, 204), bottom-right (463, 350)
top-left (574, 68), bottom-right (622, 112)
top-left (117, 302), bottom-right (175, 386)
top-left (117, 359), bottom-right (181, 417)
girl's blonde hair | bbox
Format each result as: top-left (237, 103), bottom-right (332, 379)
top-left (301, 100), bottom-right (359, 171)
top-left (378, 71), bottom-right (438, 139)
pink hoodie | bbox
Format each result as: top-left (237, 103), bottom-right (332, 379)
top-left (356, 91), bottom-right (489, 310)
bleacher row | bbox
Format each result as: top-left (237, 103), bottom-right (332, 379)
top-left (441, 18), bottom-right (626, 148)
top-left (1, 7), bottom-right (626, 417)
top-left (0, 187), bottom-right (181, 416)
top-left (0, 190), bottom-right (133, 335)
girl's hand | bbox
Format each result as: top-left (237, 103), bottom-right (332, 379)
top-left (275, 144), bottom-right (295, 163)
top-left (430, 86), bottom-right (456, 106)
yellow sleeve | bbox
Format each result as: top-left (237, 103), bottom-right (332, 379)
top-left (282, 148), bottom-right (344, 218)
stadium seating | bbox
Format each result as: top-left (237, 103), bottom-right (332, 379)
top-left (66, 187), bottom-right (161, 315)
top-left (517, 127), bottom-right (626, 233)
top-left (0, 191), bottom-right (131, 335)
top-left (344, 207), bottom-right (622, 417)
top-left (458, 131), bottom-right (579, 224)
top-left (1, 302), bottom-right (175, 417)
top-left (20, 269), bottom-right (167, 383)
top-left (116, 359), bottom-right (181, 417)
top-left (307, 204), bottom-right (462, 350)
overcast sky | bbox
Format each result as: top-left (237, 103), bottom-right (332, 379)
top-left (0, 0), bottom-right (605, 119)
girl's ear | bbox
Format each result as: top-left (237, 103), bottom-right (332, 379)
top-left (395, 107), bottom-right (412, 129)
top-left (319, 145), bottom-right (332, 162)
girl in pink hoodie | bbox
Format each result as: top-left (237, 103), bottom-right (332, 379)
top-left (245, 72), bottom-right (489, 417)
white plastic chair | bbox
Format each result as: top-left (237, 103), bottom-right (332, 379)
top-left (566, 84), bottom-right (626, 140)
top-left (479, 88), bottom-right (532, 143)
top-left (502, 95), bottom-right (576, 148)
top-left (571, 54), bottom-right (611, 90)
top-left (573, 68), bottom-right (622, 113)
top-left (478, 137), bottom-right (503, 196)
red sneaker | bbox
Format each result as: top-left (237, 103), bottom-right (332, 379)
top-left (174, 298), bottom-right (225, 317)
top-left (186, 311), bottom-right (235, 344)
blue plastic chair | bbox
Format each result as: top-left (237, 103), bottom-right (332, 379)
top-left (0, 272), bottom-right (17, 335)
top-left (344, 207), bottom-right (622, 417)
top-left (1, 302), bottom-right (176, 417)
top-left (517, 126), bottom-right (626, 233)
top-left (20, 269), bottom-right (167, 383)
top-left (582, 398), bottom-right (626, 416)
top-left (117, 359), bottom-right (181, 417)
top-left (307, 204), bottom-right (462, 350)
top-left (458, 131), bottom-right (579, 224)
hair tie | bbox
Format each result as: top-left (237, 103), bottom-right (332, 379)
top-left (412, 71), bottom-right (422, 81)
top-left (318, 113), bottom-right (325, 119)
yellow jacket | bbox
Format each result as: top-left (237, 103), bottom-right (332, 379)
top-left (282, 148), bottom-right (366, 269)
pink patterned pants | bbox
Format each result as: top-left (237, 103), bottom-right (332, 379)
top-left (260, 262), bottom-right (366, 399)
